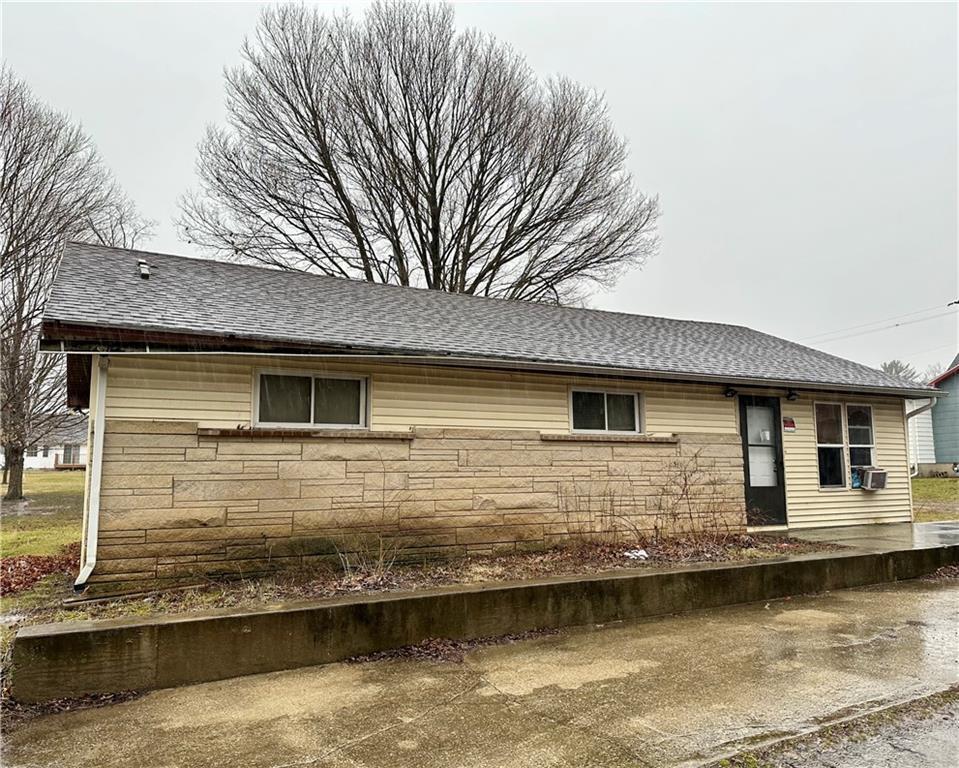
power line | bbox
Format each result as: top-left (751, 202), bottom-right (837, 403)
top-left (799, 301), bottom-right (956, 342)
top-left (809, 310), bottom-right (957, 346)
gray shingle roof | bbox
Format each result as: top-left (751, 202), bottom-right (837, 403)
top-left (42, 242), bottom-right (937, 397)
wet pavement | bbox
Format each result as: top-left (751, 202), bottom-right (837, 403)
top-left (791, 520), bottom-right (959, 552)
top-left (721, 691), bottom-right (959, 767)
top-left (4, 579), bottom-right (958, 768)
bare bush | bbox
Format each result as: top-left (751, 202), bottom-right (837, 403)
top-left (558, 450), bottom-right (742, 546)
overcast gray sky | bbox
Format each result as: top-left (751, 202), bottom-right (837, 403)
top-left (3, 1), bottom-right (957, 375)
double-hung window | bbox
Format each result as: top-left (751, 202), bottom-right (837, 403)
top-left (256, 371), bottom-right (367, 428)
top-left (571, 390), bottom-right (641, 433)
top-left (814, 403), bottom-right (845, 488)
top-left (846, 405), bottom-right (874, 469)
top-left (815, 402), bottom-right (877, 489)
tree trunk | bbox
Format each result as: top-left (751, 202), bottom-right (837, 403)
top-left (3, 444), bottom-right (24, 501)
top-left (1, 447), bottom-right (8, 485)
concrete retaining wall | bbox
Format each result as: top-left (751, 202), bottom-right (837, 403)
top-left (12, 545), bottom-right (957, 703)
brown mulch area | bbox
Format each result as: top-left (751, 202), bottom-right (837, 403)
top-left (291, 534), bottom-right (835, 599)
top-left (0, 687), bottom-right (141, 728)
top-left (0, 542), bottom-right (80, 596)
top-left (921, 564), bottom-right (959, 581)
top-left (347, 628), bottom-right (561, 664)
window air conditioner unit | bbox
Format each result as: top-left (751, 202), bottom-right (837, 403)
top-left (861, 468), bottom-right (887, 491)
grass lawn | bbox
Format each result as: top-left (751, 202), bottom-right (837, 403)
top-left (912, 477), bottom-right (959, 523)
top-left (1, 470), bottom-right (85, 557)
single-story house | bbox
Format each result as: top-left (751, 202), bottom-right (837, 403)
top-left (1, 415), bottom-right (88, 471)
top-left (929, 354), bottom-right (959, 468)
top-left (40, 243), bottom-right (943, 586)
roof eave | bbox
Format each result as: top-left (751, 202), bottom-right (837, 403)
top-left (40, 320), bottom-right (944, 400)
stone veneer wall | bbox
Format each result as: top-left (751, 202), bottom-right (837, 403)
top-left (94, 420), bottom-right (747, 583)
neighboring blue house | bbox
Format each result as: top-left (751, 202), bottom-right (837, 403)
top-left (930, 352), bottom-right (959, 465)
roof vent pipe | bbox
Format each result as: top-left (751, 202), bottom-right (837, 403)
top-left (138, 260), bottom-right (151, 279)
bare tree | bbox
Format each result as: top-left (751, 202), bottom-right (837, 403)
top-left (880, 359), bottom-right (920, 384)
top-left (180, 2), bottom-right (659, 304)
top-left (921, 362), bottom-right (944, 384)
top-left (1, 68), bottom-right (152, 499)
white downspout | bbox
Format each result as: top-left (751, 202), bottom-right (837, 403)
top-left (75, 356), bottom-right (109, 589)
top-left (906, 397), bottom-right (937, 478)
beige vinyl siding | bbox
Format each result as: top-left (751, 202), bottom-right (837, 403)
top-left (103, 354), bottom-right (738, 435)
top-left (782, 396), bottom-right (912, 527)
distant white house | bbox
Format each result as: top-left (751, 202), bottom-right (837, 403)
top-left (906, 399), bottom-right (936, 469)
top-left (1, 415), bottom-right (88, 471)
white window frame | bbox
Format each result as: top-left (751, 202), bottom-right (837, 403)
top-left (845, 403), bottom-right (875, 468)
top-left (814, 401), bottom-right (846, 489)
top-left (253, 368), bottom-right (368, 429)
top-left (569, 388), bottom-right (643, 434)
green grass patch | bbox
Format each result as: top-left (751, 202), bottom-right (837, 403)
top-left (912, 477), bottom-right (959, 502)
top-left (915, 507), bottom-right (959, 523)
top-left (1, 470), bottom-right (85, 557)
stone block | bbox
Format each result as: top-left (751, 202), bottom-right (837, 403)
top-left (105, 433), bottom-right (198, 449)
top-left (99, 494), bottom-right (173, 511)
top-left (101, 506), bottom-right (226, 531)
top-left (346, 459), bottom-right (459, 474)
top-left (185, 448), bottom-right (217, 461)
top-left (259, 497), bottom-right (334, 513)
top-left (456, 524), bottom-right (545, 545)
top-left (399, 513), bottom-right (502, 530)
top-left (466, 450), bottom-right (553, 467)
top-left (301, 442), bottom-right (410, 461)
top-left (277, 461), bottom-right (346, 480)
top-left (216, 442), bottom-right (302, 456)
top-left (473, 492), bottom-right (556, 511)
top-left (173, 478), bottom-right (301, 503)
top-left (102, 460), bottom-right (246, 477)
top-left (144, 524), bottom-right (292, 544)
top-left (434, 499), bottom-right (474, 512)
top-left (300, 481), bottom-right (365, 499)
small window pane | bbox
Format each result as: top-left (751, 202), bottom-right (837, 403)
top-left (818, 446), bottom-right (845, 487)
top-left (572, 391), bottom-right (605, 430)
top-left (606, 394), bottom-right (637, 431)
top-left (314, 378), bottom-right (362, 425)
top-left (748, 445), bottom-right (777, 487)
top-left (846, 405), bottom-right (872, 429)
top-left (815, 403), bottom-right (843, 444)
top-left (849, 447), bottom-right (872, 467)
top-left (746, 405), bottom-right (775, 444)
top-left (259, 374), bottom-right (311, 423)
top-left (847, 405), bottom-right (873, 449)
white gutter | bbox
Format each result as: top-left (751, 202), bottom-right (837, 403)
top-left (906, 397), bottom-right (937, 478)
top-left (75, 355), bottom-right (108, 589)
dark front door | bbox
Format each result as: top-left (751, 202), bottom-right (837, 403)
top-left (739, 395), bottom-right (787, 526)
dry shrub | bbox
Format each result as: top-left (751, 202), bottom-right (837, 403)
top-left (559, 449), bottom-right (743, 547)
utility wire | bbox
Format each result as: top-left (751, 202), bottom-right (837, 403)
top-left (799, 301), bottom-right (957, 342)
top-left (809, 309), bottom-right (957, 345)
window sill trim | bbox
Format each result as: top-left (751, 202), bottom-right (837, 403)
top-left (197, 428), bottom-right (414, 441)
top-left (541, 433), bottom-right (679, 444)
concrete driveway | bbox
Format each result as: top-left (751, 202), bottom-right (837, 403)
top-left (5, 579), bottom-right (957, 767)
